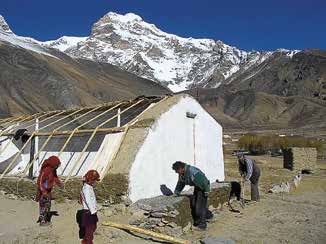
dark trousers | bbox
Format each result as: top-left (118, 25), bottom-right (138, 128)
top-left (250, 181), bottom-right (260, 201)
top-left (191, 187), bottom-right (210, 227)
top-left (39, 195), bottom-right (51, 223)
top-left (250, 166), bottom-right (261, 201)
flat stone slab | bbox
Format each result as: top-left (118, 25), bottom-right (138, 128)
top-left (132, 183), bottom-right (231, 227)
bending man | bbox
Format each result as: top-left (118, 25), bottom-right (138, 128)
top-left (172, 161), bottom-right (212, 230)
top-left (238, 154), bottom-right (261, 201)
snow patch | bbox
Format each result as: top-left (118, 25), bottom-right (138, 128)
top-left (43, 36), bottom-right (87, 52)
top-left (0, 31), bottom-right (56, 58)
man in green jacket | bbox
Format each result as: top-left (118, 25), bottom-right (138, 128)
top-left (172, 161), bottom-right (212, 230)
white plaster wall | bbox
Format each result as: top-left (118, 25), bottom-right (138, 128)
top-left (128, 96), bottom-right (224, 202)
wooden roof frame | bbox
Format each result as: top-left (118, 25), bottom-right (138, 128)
top-left (0, 96), bottom-right (167, 181)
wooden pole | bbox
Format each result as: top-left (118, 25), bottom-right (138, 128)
top-left (19, 108), bottom-right (85, 179)
top-left (0, 117), bottom-right (15, 124)
top-left (0, 111), bottom-right (63, 155)
top-left (57, 102), bottom-right (124, 158)
top-left (101, 221), bottom-right (191, 244)
top-left (0, 110), bottom-right (68, 179)
top-left (126, 96), bottom-right (169, 126)
top-left (0, 111), bottom-right (46, 140)
top-left (34, 127), bottom-right (125, 136)
top-left (64, 99), bottom-right (144, 182)
top-left (0, 112), bottom-right (44, 137)
top-left (0, 131), bottom-right (35, 180)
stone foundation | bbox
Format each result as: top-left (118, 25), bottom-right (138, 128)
top-left (0, 173), bottom-right (128, 203)
top-left (128, 183), bottom-right (231, 236)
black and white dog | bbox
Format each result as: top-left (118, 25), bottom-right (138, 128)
top-left (216, 180), bottom-right (245, 213)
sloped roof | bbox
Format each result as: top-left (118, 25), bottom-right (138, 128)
top-left (0, 95), bottom-right (172, 181)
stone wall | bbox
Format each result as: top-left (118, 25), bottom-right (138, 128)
top-left (127, 183), bottom-right (231, 236)
top-left (0, 173), bottom-right (128, 203)
top-left (283, 147), bottom-right (317, 172)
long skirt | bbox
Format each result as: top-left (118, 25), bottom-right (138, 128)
top-left (80, 210), bottom-right (98, 244)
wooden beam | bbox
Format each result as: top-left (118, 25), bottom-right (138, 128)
top-left (19, 108), bottom-right (85, 179)
top-left (99, 97), bottom-right (168, 180)
top-left (0, 117), bottom-right (15, 124)
top-left (0, 110), bottom-right (70, 179)
top-left (64, 99), bottom-right (144, 183)
top-left (0, 112), bottom-right (47, 138)
top-left (34, 127), bottom-right (126, 136)
top-left (102, 221), bottom-right (191, 244)
top-left (57, 102), bottom-right (125, 158)
top-left (126, 96), bottom-right (169, 127)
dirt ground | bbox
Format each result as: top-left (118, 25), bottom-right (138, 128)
top-left (0, 156), bottom-right (325, 243)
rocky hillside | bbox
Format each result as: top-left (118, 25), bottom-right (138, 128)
top-left (0, 16), bottom-right (168, 117)
top-left (225, 49), bottom-right (326, 99)
top-left (187, 87), bottom-right (326, 130)
top-left (187, 49), bottom-right (326, 129)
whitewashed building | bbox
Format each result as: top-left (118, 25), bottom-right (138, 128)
top-left (0, 94), bottom-right (224, 202)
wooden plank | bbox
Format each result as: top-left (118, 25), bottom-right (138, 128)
top-left (102, 221), bottom-right (191, 244)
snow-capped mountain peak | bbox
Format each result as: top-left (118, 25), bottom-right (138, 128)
top-left (0, 12), bottom-right (301, 92)
top-left (105, 12), bottom-right (143, 23)
top-left (64, 12), bottom-right (272, 91)
top-left (0, 15), bottom-right (13, 33)
top-left (42, 36), bottom-right (87, 52)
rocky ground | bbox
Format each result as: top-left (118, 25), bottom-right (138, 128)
top-left (0, 154), bottom-right (325, 243)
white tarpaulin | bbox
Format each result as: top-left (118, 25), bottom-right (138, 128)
top-left (89, 132), bottom-right (125, 178)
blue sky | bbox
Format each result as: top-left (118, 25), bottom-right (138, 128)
top-left (1, 0), bottom-right (325, 51)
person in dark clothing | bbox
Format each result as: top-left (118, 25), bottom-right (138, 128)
top-left (238, 154), bottom-right (261, 201)
top-left (172, 161), bottom-right (212, 230)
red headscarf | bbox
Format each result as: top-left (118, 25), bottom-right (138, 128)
top-left (84, 170), bottom-right (100, 185)
top-left (41, 155), bottom-right (61, 170)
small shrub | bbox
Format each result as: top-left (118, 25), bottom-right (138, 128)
top-left (238, 134), bottom-right (323, 155)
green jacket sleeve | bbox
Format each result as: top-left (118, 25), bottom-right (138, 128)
top-left (174, 180), bottom-right (185, 195)
top-left (193, 173), bottom-right (210, 193)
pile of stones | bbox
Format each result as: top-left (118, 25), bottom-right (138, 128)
top-left (125, 182), bottom-right (231, 237)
